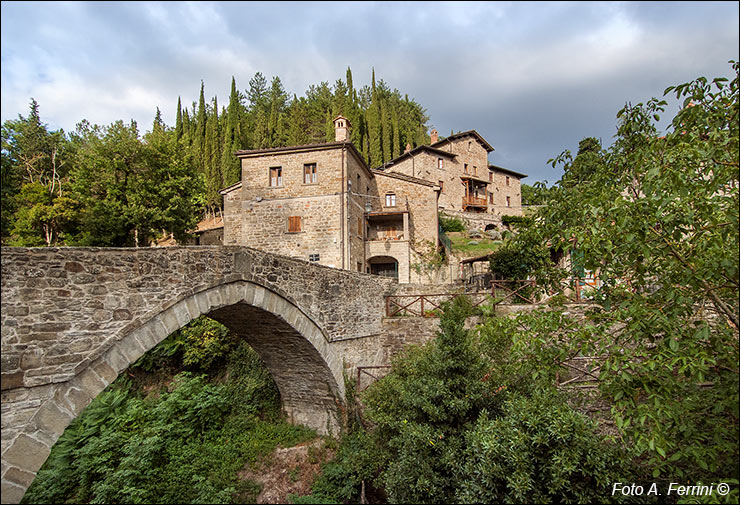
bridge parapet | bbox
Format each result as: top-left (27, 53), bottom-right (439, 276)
top-left (1, 246), bottom-right (395, 392)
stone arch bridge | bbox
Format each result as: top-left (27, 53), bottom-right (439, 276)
top-left (1, 246), bottom-right (439, 503)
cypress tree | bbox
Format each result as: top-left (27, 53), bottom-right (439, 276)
top-left (392, 107), bottom-right (400, 159)
top-left (195, 82), bottom-right (207, 172)
top-left (381, 101), bottom-right (392, 164)
top-left (221, 77), bottom-right (241, 185)
top-left (175, 97), bottom-right (183, 141)
top-left (367, 68), bottom-right (382, 167)
top-left (346, 66), bottom-right (354, 98)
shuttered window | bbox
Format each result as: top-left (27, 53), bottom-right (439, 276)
top-left (288, 216), bottom-right (302, 232)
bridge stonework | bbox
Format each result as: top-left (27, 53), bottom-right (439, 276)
top-left (1, 246), bottom-right (436, 504)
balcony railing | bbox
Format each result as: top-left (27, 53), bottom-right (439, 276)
top-left (462, 195), bottom-right (487, 208)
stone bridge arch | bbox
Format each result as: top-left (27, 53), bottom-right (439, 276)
top-left (1, 246), bottom-right (403, 503)
top-left (2, 280), bottom-right (344, 503)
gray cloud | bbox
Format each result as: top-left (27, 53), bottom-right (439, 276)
top-left (2, 1), bottom-right (737, 183)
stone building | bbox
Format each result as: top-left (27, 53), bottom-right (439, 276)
top-left (219, 117), bottom-right (526, 283)
top-left (379, 129), bottom-right (527, 224)
top-left (220, 116), bottom-right (440, 283)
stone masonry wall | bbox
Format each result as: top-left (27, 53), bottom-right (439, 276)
top-left (490, 169), bottom-right (523, 217)
top-left (238, 147), bottom-right (348, 268)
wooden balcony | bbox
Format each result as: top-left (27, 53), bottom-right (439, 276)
top-left (462, 195), bottom-right (487, 209)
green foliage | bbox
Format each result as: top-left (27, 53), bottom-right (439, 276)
top-left (343, 298), bottom-right (625, 504)
top-left (520, 180), bottom-right (555, 206)
top-left (457, 391), bottom-right (625, 504)
top-left (438, 213), bottom-right (466, 232)
top-left (131, 316), bottom-right (237, 373)
top-left (23, 341), bottom-right (313, 505)
top-left (500, 214), bottom-right (533, 227)
top-left (488, 238), bottom-right (549, 280)
top-left (66, 119), bottom-right (199, 246)
top-left (521, 62), bottom-right (739, 484)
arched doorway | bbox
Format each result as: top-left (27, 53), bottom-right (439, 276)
top-left (368, 256), bottom-right (399, 280)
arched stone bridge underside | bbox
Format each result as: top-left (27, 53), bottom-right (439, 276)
top-left (1, 246), bottom-right (419, 503)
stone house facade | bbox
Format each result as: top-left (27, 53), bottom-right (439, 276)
top-left (380, 129), bottom-right (527, 223)
top-left (220, 117), bottom-right (526, 283)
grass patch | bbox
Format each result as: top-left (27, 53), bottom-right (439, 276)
top-left (447, 232), bottom-right (503, 256)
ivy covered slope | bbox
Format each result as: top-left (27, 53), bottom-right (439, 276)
top-left (22, 317), bottom-right (315, 505)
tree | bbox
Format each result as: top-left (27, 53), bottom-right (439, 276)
top-left (2, 99), bottom-right (72, 245)
top-left (68, 119), bottom-right (198, 246)
top-left (524, 62), bottom-right (739, 483)
top-left (358, 297), bottom-right (625, 504)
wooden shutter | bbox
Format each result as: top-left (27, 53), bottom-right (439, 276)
top-left (288, 216), bottom-right (301, 232)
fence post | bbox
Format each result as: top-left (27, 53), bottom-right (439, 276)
top-left (575, 278), bottom-right (581, 302)
top-left (385, 297), bottom-right (390, 317)
top-left (420, 296), bottom-right (425, 317)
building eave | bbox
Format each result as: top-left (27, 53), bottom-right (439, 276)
top-left (488, 164), bottom-right (528, 179)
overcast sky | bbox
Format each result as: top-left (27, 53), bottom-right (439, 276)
top-left (2, 1), bottom-right (738, 183)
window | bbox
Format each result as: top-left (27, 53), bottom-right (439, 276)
top-left (489, 192), bottom-right (494, 204)
top-left (303, 163), bottom-right (317, 184)
top-left (506, 196), bottom-right (511, 207)
top-left (473, 165), bottom-right (477, 176)
top-left (489, 170), bottom-right (493, 182)
top-left (506, 176), bottom-right (510, 186)
top-left (468, 141), bottom-right (472, 151)
top-left (269, 166), bottom-right (282, 187)
top-left (356, 174), bottom-right (361, 191)
top-left (438, 158), bottom-right (444, 169)
top-left (439, 180), bottom-right (444, 192)
top-left (288, 216), bottom-right (302, 233)
top-left (308, 253), bottom-right (320, 262)
top-left (464, 163), bottom-right (469, 174)
top-left (357, 216), bottom-right (363, 237)
top-left (385, 193), bottom-right (396, 207)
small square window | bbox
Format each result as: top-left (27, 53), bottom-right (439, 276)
top-left (506, 176), bottom-right (510, 186)
top-left (385, 193), bottom-right (396, 207)
top-left (304, 163), bottom-right (317, 184)
top-left (270, 167), bottom-right (282, 187)
top-left (308, 253), bottom-right (320, 262)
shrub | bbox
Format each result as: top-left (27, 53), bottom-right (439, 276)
top-left (438, 213), bottom-right (466, 232)
top-left (457, 390), bottom-right (627, 504)
top-left (501, 214), bottom-right (533, 227)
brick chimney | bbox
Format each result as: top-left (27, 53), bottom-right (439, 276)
top-left (333, 115), bottom-right (351, 142)
top-left (430, 129), bottom-right (438, 144)
top-left (404, 143), bottom-right (411, 153)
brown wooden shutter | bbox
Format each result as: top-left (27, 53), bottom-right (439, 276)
top-left (288, 216), bottom-right (301, 232)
